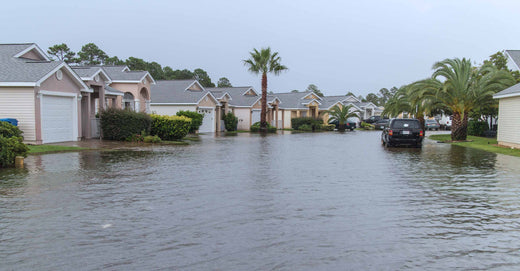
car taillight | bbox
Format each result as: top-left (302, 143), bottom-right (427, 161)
top-left (420, 130), bottom-right (424, 137)
top-left (389, 130), bottom-right (393, 136)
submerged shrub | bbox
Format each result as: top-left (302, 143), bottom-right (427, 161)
top-left (361, 122), bottom-right (375, 130)
top-left (250, 122), bottom-right (277, 133)
top-left (176, 110), bottom-right (203, 133)
top-left (144, 135), bottom-right (162, 143)
top-left (0, 136), bottom-right (28, 168)
top-left (100, 108), bottom-right (151, 141)
top-left (150, 114), bottom-right (191, 140)
top-left (223, 112), bottom-right (238, 131)
top-left (322, 124), bottom-right (335, 131)
top-left (291, 117), bottom-right (323, 131)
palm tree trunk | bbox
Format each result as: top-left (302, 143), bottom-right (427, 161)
top-left (451, 112), bottom-right (468, 141)
top-left (260, 72), bottom-right (267, 132)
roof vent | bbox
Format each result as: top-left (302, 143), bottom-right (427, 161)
top-left (56, 70), bottom-right (63, 81)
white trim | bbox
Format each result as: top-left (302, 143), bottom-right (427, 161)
top-left (13, 44), bottom-right (50, 61)
top-left (77, 68), bottom-right (112, 84)
top-left (343, 95), bottom-right (361, 103)
top-left (324, 101), bottom-right (344, 110)
top-left (198, 106), bottom-right (215, 109)
top-left (140, 72), bottom-right (156, 84)
top-left (494, 92), bottom-right (520, 99)
top-left (0, 82), bottom-right (36, 87)
top-left (196, 92), bottom-right (220, 106)
top-left (301, 92), bottom-right (323, 101)
top-left (242, 87), bottom-right (259, 96)
top-left (38, 90), bottom-right (78, 97)
top-left (343, 102), bottom-right (363, 111)
top-left (231, 105), bottom-right (255, 108)
top-left (505, 51), bottom-right (520, 71)
top-left (185, 80), bottom-right (206, 92)
top-left (121, 66), bottom-right (131, 72)
top-left (302, 99), bottom-right (322, 105)
top-left (35, 63), bottom-right (90, 91)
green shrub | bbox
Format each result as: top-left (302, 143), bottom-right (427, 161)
top-left (223, 112), bottom-right (238, 131)
top-left (468, 120), bottom-right (489, 136)
top-left (150, 114), bottom-right (191, 140)
top-left (0, 121), bottom-right (23, 138)
top-left (291, 117), bottom-right (323, 131)
top-left (176, 110), bottom-right (203, 133)
top-left (126, 134), bottom-right (144, 142)
top-left (361, 122), bottom-right (375, 130)
top-left (144, 135), bottom-right (162, 143)
top-left (299, 124), bottom-right (313, 131)
top-left (322, 124), bottom-right (335, 131)
top-left (250, 122), bottom-right (277, 133)
top-left (100, 108), bottom-right (151, 141)
top-left (0, 136), bottom-right (28, 168)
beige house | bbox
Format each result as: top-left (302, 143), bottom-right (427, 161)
top-left (275, 92), bottom-right (323, 129)
top-left (494, 83), bottom-right (520, 148)
top-left (207, 87), bottom-right (260, 131)
top-left (150, 80), bottom-right (220, 133)
top-left (102, 66), bottom-right (155, 113)
top-left (0, 43), bottom-right (90, 144)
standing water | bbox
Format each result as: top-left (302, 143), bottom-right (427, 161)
top-left (1, 131), bottom-right (520, 270)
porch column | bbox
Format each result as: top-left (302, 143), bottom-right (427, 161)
top-left (275, 106), bottom-right (279, 128)
top-left (216, 105), bottom-right (221, 132)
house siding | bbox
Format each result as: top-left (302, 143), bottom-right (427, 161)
top-left (497, 96), bottom-right (520, 147)
top-left (234, 108), bottom-right (251, 130)
top-left (0, 87), bottom-right (36, 141)
top-left (283, 110), bottom-right (292, 129)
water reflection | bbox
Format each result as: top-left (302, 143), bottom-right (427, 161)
top-left (2, 131), bottom-right (520, 270)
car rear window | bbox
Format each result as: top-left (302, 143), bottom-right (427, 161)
top-left (426, 120), bottom-right (437, 123)
top-left (391, 120), bottom-right (420, 129)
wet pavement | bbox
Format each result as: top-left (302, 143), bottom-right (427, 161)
top-left (2, 130), bottom-right (520, 270)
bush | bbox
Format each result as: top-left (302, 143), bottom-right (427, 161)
top-left (176, 110), bottom-right (203, 133)
top-left (150, 114), bottom-right (191, 140)
top-left (144, 135), bottom-right (162, 143)
top-left (0, 136), bottom-right (28, 168)
top-left (223, 112), bottom-right (238, 131)
top-left (361, 122), bottom-right (375, 130)
top-left (100, 108), bottom-right (151, 141)
top-left (250, 122), bottom-right (277, 133)
top-left (298, 124), bottom-right (313, 131)
top-left (0, 121), bottom-right (23, 138)
top-left (322, 124), bottom-right (335, 131)
top-left (468, 120), bottom-right (489, 136)
top-left (291, 117), bottom-right (324, 131)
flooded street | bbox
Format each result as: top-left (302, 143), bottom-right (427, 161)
top-left (2, 131), bottom-right (520, 270)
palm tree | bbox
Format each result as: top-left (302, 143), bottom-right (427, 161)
top-left (412, 58), bottom-right (514, 141)
top-left (243, 47), bottom-right (288, 132)
top-left (327, 104), bottom-right (360, 132)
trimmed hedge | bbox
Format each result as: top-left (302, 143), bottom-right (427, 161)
top-left (224, 112), bottom-right (238, 131)
top-left (250, 122), bottom-right (277, 133)
top-left (100, 108), bottom-right (151, 141)
top-left (150, 114), bottom-right (191, 140)
top-left (0, 122), bottom-right (28, 168)
top-left (360, 122), bottom-right (375, 130)
top-left (176, 110), bottom-right (203, 133)
top-left (468, 120), bottom-right (489, 136)
top-left (291, 117), bottom-right (324, 131)
top-left (322, 124), bottom-right (335, 131)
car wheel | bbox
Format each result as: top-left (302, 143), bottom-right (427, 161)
top-left (385, 141), bottom-right (391, 148)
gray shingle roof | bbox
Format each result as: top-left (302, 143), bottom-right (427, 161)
top-left (206, 87), bottom-right (260, 107)
top-left (0, 43), bottom-right (62, 83)
top-left (506, 50), bottom-right (520, 69)
top-left (274, 92), bottom-right (321, 109)
top-left (151, 80), bottom-right (216, 104)
top-left (105, 85), bottom-right (124, 96)
top-left (71, 66), bottom-right (101, 78)
top-left (101, 66), bottom-right (149, 81)
top-left (494, 82), bottom-right (520, 98)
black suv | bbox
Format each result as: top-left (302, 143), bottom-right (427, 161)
top-left (363, 115), bottom-right (381, 124)
top-left (381, 119), bottom-right (424, 147)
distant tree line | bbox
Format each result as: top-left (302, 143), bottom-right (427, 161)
top-left (47, 42), bottom-right (232, 88)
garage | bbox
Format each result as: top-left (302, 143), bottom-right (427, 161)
top-left (251, 109), bottom-right (261, 125)
top-left (41, 94), bottom-right (77, 143)
top-left (197, 107), bottom-right (215, 133)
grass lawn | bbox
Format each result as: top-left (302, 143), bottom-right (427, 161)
top-left (429, 134), bottom-right (520, 157)
top-left (28, 145), bottom-right (87, 154)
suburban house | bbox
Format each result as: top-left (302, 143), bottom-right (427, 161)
top-left (207, 86), bottom-right (261, 131)
top-left (102, 66), bottom-right (155, 113)
top-left (505, 50), bottom-right (520, 72)
top-left (319, 95), bottom-right (363, 124)
top-left (493, 82), bottom-right (520, 148)
top-left (0, 43), bottom-right (90, 144)
top-left (150, 80), bottom-right (220, 133)
top-left (71, 66), bottom-right (122, 138)
top-left (275, 91), bottom-right (323, 129)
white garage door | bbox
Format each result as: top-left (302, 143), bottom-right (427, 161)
top-left (42, 95), bottom-right (76, 143)
top-left (197, 108), bottom-right (215, 133)
top-left (252, 110), bottom-right (261, 125)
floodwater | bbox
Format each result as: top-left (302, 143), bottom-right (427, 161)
top-left (1, 131), bottom-right (520, 270)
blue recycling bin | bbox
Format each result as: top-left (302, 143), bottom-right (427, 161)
top-left (0, 118), bottom-right (18, 126)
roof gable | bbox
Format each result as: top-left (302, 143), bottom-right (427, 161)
top-left (13, 44), bottom-right (50, 61)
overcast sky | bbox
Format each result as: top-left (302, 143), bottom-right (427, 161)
top-left (3, 0), bottom-right (520, 96)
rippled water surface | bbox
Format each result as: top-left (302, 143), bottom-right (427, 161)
top-left (2, 131), bottom-right (520, 270)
